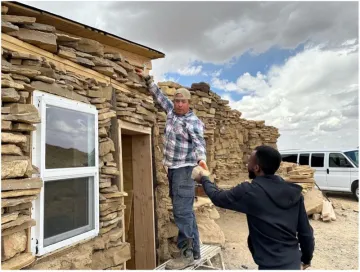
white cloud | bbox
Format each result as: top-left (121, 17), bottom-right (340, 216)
top-left (177, 65), bottom-right (202, 76)
top-left (216, 42), bottom-right (358, 150)
top-left (21, 1), bottom-right (358, 80)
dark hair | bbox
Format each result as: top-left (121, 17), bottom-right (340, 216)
top-left (254, 145), bottom-right (282, 175)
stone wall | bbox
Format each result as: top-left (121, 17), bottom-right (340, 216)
top-left (1, 3), bottom-right (149, 269)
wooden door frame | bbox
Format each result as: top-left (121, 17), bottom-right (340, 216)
top-left (115, 120), bottom-right (156, 270)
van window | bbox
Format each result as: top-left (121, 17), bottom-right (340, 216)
top-left (281, 154), bottom-right (297, 163)
top-left (329, 153), bottom-right (353, 168)
top-left (299, 154), bottom-right (310, 165)
top-left (344, 150), bottom-right (359, 167)
top-left (311, 153), bottom-right (324, 167)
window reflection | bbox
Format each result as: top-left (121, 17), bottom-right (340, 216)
top-left (45, 105), bottom-right (95, 169)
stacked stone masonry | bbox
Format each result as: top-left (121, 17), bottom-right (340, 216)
top-left (1, 3), bottom-right (281, 268)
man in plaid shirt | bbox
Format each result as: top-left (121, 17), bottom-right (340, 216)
top-left (136, 69), bottom-right (206, 269)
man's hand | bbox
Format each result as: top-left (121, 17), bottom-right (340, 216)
top-left (135, 68), bottom-right (145, 78)
top-left (301, 264), bottom-right (310, 270)
top-left (192, 165), bottom-right (210, 183)
top-left (135, 68), bottom-right (153, 87)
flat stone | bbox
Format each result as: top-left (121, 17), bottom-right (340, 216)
top-left (7, 202), bottom-right (32, 213)
top-left (100, 211), bottom-right (118, 222)
top-left (21, 60), bottom-right (40, 66)
top-left (10, 58), bottom-right (22, 65)
top-left (33, 75), bottom-right (56, 84)
top-left (117, 61), bottom-right (134, 72)
top-left (2, 120), bottom-right (12, 130)
top-left (11, 51), bottom-right (41, 61)
top-left (98, 127), bottom-right (108, 137)
top-left (2, 15), bottom-right (36, 24)
top-left (103, 192), bottom-right (127, 199)
top-left (31, 81), bottom-right (89, 103)
top-left (100, 185), bottom-right (119, 194)
top-left (2, 112), bottom-right (40, 124)
top-left (1, 156), bottom-right (31, 179)
top-left (58, 49), bottom-right (77, 60)
top-left (1, 65), bottom-right (41, 77)
top-left (91, 97), bottom-right (106, 104)
top-left (73, 37), bottom-right (104, 57)
top-left (1, 215), bottom-right (31, 230)
top-left (93, 66), bottom-right (115, 77)
top-left (2, 5), bottom-right (9, 14)
top-left (112, 63), bottom-right (128, 77)
top-left (87, 90), bottom-right (103, 98)
top-left (1, 20), bottom-right (20, 32)
top-left (1, 212), bottom-right (19, 224)
top-left (304, 189), bottom-right (324, 215)
top-left (1, 144), bottom-right (23, 156)
top-left (1, 132), bottom-right (27, 143)
top-left (91, 243), bottom-right (131, 269)
top-left (2, 188), bottom-right (41, 198)
top-left (56, 33), bottom-right (81, 42)
top-left (22, 22), bottom-right (56, 33)
top-left (92, 56), bottom-right (113, 67)
top-left (99, 111), bottom-right (116, 121)
top-left (10, 74), bottom-right (31, 83)
top-left (1, 252), bottom-right (35, 270)
top-left (102, 217), bottom-right (121, 227)
top-left (99, 139), bottom-right (115, 157)
top-left (99, 223), bottom-right (118, 235)
top-left (99, 180), bottom-right (112, 189)
top-left (1, 177), bottom-right (43, 191)
top-left (11, 123), bottom-right (35, 133)
top-left (104, 53), bottom-right (123, 61)
top-left (2, 79), bottom-right (24, 90)
top-left (8, 29), bottom-right (57, 53)
top-left (76, 56), bottom-right (95, 67)
top-left (1, 195), bottom-right (38, 208)
top-left (1, 230), bottom-right (27, 261)
top-left (2, 88), bottom-right (20, 102)
top-left (9, 103), bottom-right (38, 115)
top-left (75, 50), bottom-right (95, 59)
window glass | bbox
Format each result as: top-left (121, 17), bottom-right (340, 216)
top-left (329, 153), bottom-right (353, 168)
top-left (281, 154), bottom-right (298, 163)
top-left (45, 105), bottom-right (95, 169)
top-left (311, 153), bottom-right (324, 167)
top-left (44, 177), bottom-right (94, 247)
top-left (299, 154), bottom-right (310, 165)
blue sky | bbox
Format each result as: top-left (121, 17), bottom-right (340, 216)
top-left (165, 43), bottom-right (306, 101)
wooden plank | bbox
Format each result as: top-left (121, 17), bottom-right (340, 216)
top-left (119, 120), bottom-right (151, 135)
top-left (132, 134), bottom-right (156, 269)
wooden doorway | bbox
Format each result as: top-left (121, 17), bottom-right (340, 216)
top-left (117, 120), bottom-right (156, 270)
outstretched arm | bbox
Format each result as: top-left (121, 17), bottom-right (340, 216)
top-left (200, 176), bottom-right (250, 214)
top-left (148, 81), bottom-right (174, 114)
top-left (135, 68), bottom-right (174, 113)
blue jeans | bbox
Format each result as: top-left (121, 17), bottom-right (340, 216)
top-left (168, 166), bottom-right (200, 254)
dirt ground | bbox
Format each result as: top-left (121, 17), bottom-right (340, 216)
top-left (214, 193), bottom-right (359, 270)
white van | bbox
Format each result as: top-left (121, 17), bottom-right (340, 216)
top-left (279, 149), bottom-right (359, 200)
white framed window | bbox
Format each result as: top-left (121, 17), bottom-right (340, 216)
top-left (31, 91), bottom-right (99, 256)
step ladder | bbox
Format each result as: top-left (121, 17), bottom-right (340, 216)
top-left (155, 244), bottom-right (225, 270)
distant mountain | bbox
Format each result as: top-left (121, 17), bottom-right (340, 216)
top-left (46, 144), bottom-right (95, 169)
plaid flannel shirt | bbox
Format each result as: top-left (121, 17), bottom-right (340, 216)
top-left (149, 82), bottom-right (206, 168)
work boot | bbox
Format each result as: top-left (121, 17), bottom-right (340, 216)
top-left (166, 239), bottom-right (195, 270)
top-left (193, 251), bottom-right (201, 260)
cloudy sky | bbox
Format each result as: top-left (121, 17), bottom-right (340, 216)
top-left (21, 1), bottom-right (359, 150)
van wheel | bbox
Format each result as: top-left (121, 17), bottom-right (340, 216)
top-left (351, 181), bottom-right (358, 201)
